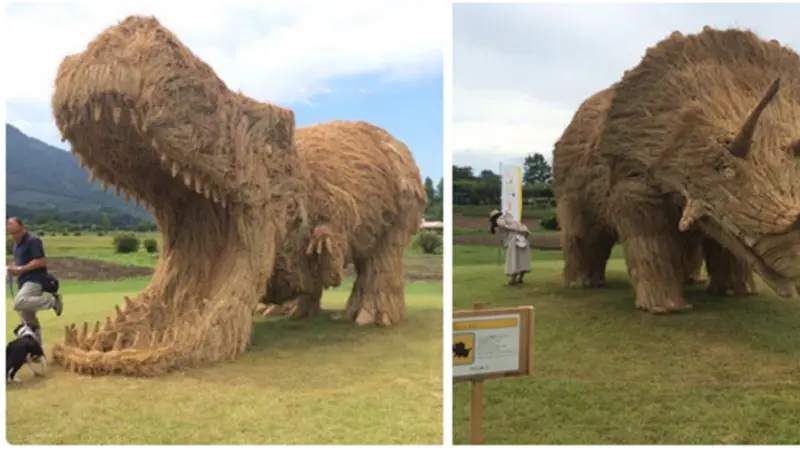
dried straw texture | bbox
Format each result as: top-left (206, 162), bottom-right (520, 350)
top-left (553, 27), bottom-right (800, 313)
top-left (262, 121), bottom-right (428, 324)
top-left (50, 15), bottom-right (304, 376)
top-left (49, 16), bottom-right (427, 375)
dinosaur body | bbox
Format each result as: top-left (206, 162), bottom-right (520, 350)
top-left (49, 16), bottom-right (425, 376)
top-left (553, 27), bottom-right (800, 312)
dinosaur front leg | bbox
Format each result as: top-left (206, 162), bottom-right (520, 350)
top-left (703, 238), bottom-right (757, 296)
top-left (613, 199), bottom-right (690, 313)
top-left (681, 230), bottom-right (706, 285)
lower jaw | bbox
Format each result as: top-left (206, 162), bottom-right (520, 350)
top-left (698, 222), bottom-right (799, 299)
top-left (51, 204), bottom-right (272, 376)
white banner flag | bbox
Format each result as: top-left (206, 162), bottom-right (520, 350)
top-left (501, 164), bottom-right (523, 221)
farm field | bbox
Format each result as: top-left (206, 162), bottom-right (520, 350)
top-left (6, 233), bottom-right (444, 445)
top-left (453, 244), bottom-right (800, 445)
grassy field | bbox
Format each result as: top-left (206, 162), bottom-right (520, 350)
top-left (6, 233), bottom-right (443, 445)
top-left (453, 245), bottom-right (800, 445)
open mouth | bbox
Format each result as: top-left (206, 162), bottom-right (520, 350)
top-left (63, 103), bottom-right (233, 216)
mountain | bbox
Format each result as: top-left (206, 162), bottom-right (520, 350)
top-left (5, 124), bottom-right (152, 222)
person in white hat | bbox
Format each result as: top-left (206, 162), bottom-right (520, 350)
top-left (489, 209), bottom-right (532, 286)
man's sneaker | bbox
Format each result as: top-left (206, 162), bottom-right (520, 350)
top-left (52, 293), bottom-right (63, 317)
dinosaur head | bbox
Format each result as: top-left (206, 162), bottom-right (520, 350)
top-left (676, 78), bottom-right (800, 292)
top-left (51, 16), bottom-right (296, 222)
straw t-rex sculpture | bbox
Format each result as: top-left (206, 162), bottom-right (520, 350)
top-left (49, 16), bottom-right (426, 376)
top-left (553, 27), bottom-right (800, 313)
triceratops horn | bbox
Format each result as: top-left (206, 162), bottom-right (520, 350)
top-left (729, 77), bottom-right (781, 159)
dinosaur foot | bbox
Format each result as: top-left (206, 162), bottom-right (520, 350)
top-left (253, 297), bottom-right (321, 320)
top-left (635, 296), bottom-right (693, 314)
top-left (335, 289), bottom-right (404, 327)
top-left (52, 293), bottom-right (253, 377)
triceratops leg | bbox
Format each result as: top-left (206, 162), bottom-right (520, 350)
top-left (559, 198), bottom-right (616, 288)
top-left (680, 230), bottom-right (706, 285)
top-left (611, 190), bottom-right (691, 313)
top-left (702, 238), bottom-right (757, 296)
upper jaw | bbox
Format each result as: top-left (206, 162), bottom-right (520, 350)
top-left (69, 144), bottom-right (232, 211)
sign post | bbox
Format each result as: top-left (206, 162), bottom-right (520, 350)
top-left (453, 303), bottom-right (535, 445)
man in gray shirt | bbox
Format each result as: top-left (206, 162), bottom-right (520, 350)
top-left (7, 217), bottom-right (63, 343)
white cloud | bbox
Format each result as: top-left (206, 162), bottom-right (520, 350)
top-left (4, 0), bottom-right (443, 147)
top-left (453, 3), bottom-right (800, 173)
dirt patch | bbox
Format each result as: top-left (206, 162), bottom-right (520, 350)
top-left (46, 257), bottom-right (153, 281)
top-left (342, 257), bottom-right (442, 282)
top-left (454, 232), bottom-right (562, 249)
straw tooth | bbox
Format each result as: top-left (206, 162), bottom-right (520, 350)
top-left (161, 154), bottom-right (169, 164)
top-left (124, 296), bottom-right (135, 310)
top-left (171, 162), bottom-right (180, 177)
top-left (102, 180), bottom-right (109, 192)
top-left (195, 177), bottom-right (203, 194)
top-left (124, 190), bottom-right (131, 203)
top-left (79, 321), bottom-right (89, 342)
top-left (221, 196), bottom-right (227, 208)
top-left (211, 189), bottom-right (219, 203)
top-left (183, 171), bottom-right (192, 187)
top-left (92, 321), bottom-right (101, 336)
top-left (132, 328), bottom-right (149, 349)
top-left (152, 137), bottom-right (159, 150)
top-left (92, 101), bottom-right (102, 121)
top-left (89, 169), bottom-right (97, 183)
top-left (112, 106), bottom-right (121, 124)
top-left (115, 185), bottom-right (121, 197)
top-left (134, 195), bottom-right (141, 207)
top-left (204, 184), bottom-right (211, 199)
top-left (112, 333), bottom-right (125, 350)
top-left (115, 304), bottom-right (126, 322)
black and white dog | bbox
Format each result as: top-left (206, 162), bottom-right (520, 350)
top-left (6, 323), bottom-right (46, 382)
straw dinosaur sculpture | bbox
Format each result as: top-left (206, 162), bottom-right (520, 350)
top-left (553, 27), bottom-right (800, 313)
top-left (50, 15), bottom-right (426, 376)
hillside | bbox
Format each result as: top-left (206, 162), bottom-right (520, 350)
top-left (6, 124), bottom-right (152, 223)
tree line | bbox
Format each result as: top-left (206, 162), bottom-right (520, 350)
top-left (7, 204), bottom-right (157, 234)
top-left (453, 152), bottom-right (554, 206)
top-left (424, 177), bottom-right (444, 221)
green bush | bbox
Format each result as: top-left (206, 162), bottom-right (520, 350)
top-left (143, 238), bottom-right (159, 254)
top-left (113, 233), bottom-right (140, 254)
top-left (97, 231), bottom-right (106, 237)
top-left (73, 231), bottom-right (82, 236)
top-left (61, 230), bottom-right (69, 236)
top-left (416, 231), bottom-right (443, 255)
top-left (38, 231), bottom-right (47, 236)
top-left (540, 215), bottom-right (560, 231)
top-left (6, 237), bottom-right (13, 255)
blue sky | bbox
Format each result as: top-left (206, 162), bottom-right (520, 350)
top-left (453, 3), bottom-right (800, 173)
top-left (4, 2), bottom-right (443, 182)
top-left (287, 74), bottom-right (443, 182)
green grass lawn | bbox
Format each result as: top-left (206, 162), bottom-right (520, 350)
top-left (6, 234), bottom-right (443, 445)
top-left (453, 245), bottom-right (800, 445)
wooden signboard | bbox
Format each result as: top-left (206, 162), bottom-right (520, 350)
top-left (453, 304), bottom-right (535, 445)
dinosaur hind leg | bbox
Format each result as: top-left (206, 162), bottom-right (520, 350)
top-left (560, 199), bottom-right (616, 288)
top-left (339, 229), bottom-right (408, 327)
